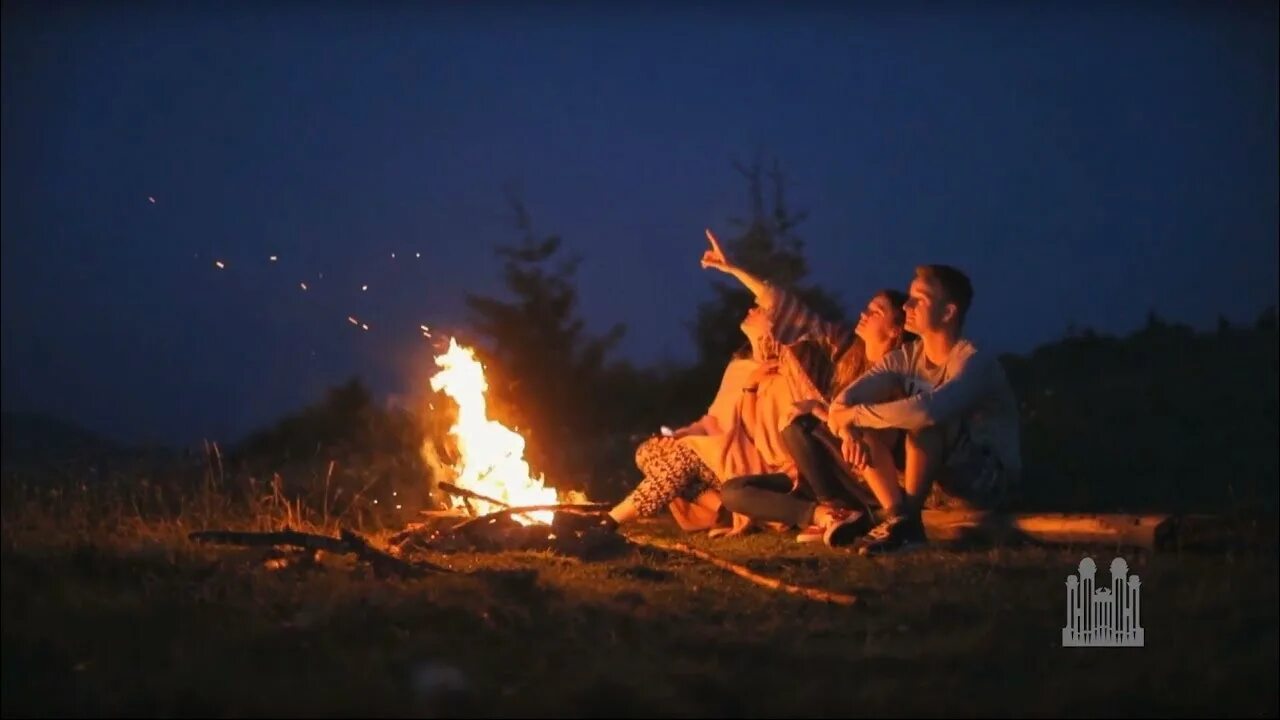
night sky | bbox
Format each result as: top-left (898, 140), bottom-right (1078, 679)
top-left (2, 1), bottom-right (1276, 447)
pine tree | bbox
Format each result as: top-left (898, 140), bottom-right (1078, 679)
top-left (463, 194), bottom-right (624, 489)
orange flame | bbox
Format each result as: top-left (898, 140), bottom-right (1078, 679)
top-left (426, 339), bottom-right (556, 524)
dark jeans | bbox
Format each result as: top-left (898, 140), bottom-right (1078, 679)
top-left (780, 416), bottom-right (879, 510)
top-left (721, 415), bottom-right (878, 528)
top-left (721, 473), bottom-right (817, 528)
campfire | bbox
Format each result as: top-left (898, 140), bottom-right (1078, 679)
top-left (425, 339), bottom-right (558, 525)
top-left (388, 338), bottom-right (622, 558)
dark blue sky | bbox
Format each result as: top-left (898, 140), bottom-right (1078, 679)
top-left (2, 1), bottom-right (1276, 447)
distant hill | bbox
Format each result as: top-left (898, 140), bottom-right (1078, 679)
top-left (1001, 308), bottom-right (1278, 514)
top-left (1, 412), bottom-right (121, 464)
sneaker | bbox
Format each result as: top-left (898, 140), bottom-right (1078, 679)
top-left (798, 506), bottom-right (864, 544)
top-left (853, 513), bottom-right (927, 555)
top-left (822, 508), bottom-right (873, 547)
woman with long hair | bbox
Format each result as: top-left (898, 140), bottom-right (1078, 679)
top-left (699, 230), bottom-right (914, 544)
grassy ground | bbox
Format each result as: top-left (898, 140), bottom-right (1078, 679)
top-left (7, 317), bottom-right (1275, 717)
top-left (3, 500), bottom-right (1277, 719)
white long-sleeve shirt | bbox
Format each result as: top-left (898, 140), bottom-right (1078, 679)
top-left (834, 339), bottom-right (1022, 473)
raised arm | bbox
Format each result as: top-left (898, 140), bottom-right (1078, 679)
top-left (701, 228), bottom-right (849, 348)
top-left (701, 228), bottom-right (778, 306)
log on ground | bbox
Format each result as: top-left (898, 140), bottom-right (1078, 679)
top-left (921, 510), bottom-right (1178, 550)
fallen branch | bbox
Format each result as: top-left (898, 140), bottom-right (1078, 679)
top-left (630, 536), bottom-right (859, 606)
top-left (388, 522), bottom-right (436, 548)
top-left (341, 528), bottom-right (452, 576)
top-left (188, 528), bottom-right (449, 577)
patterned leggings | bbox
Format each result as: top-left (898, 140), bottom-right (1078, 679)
top-left (624, 436), bottom-right (721, 518)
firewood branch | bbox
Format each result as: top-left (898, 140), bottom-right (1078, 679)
top-left (437, 481), bottom-right (507, 509)
top-left (449, 503), bottom-right (613, 533)
top-left (435, 481), bottom-right (612, 529)
top-left (630, 536), bottom-right (859, 606)
top-left (188, 528), bottom-right (450, 577)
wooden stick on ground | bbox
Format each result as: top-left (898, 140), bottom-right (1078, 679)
top-left (388, 522), bottom-right (439, 547)
top-left (337, 528), bottom-right (451, 576)
top-left (188, 528), bottom-right (449, 577)
top-left (630, 536), bottom-right (859, 606)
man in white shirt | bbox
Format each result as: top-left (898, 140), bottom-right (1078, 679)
top-left (826, 265), bottom-right (1022, 554)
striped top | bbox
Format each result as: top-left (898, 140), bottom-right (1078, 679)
top-left (763, 286), bottom-right (866, 404)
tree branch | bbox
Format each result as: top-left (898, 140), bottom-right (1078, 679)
top-left (629, 536), bottom-right (859, 606)
top-left (188, 528), bottom-right (449, 577)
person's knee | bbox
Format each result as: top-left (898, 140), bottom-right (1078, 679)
top-left (634, 437), bottom-right (662, 467)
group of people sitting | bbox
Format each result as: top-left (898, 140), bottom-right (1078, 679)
top-left (593, 230), bottom-right (1022, 556)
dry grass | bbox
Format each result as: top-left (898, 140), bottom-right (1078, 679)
top-left (3, 466), bottom-right (1278, 718)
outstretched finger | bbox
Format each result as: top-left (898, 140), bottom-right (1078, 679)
top-left (704, 228), bottom-right (726, 258)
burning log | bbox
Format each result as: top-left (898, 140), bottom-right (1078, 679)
top-left (437, 481), bottom-right (612, 527)
top-left (388, 500), bottom-right (612, 550)
top-left (631, 537), bottom-right (859, 606)
top-left (410, 340), bottom-right (622, 558)
top-left (387, 506), bottom-right (626, 560)
top-left (437, 481), bottom-right (508, 510)
top-left (188, 528), bottom-right (449, 578)
top-left (426, 340), bottom-right (561, 521)
top-left (448, 502), bottom-right (613, 534)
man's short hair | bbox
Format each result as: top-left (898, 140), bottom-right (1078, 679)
top-left (915, 265), bottom-right (973, 328)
